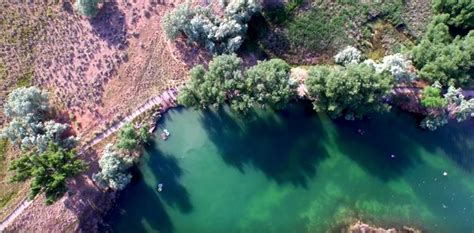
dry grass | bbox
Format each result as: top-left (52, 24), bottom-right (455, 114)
top-left (0, 140), bottom-right (30, 221)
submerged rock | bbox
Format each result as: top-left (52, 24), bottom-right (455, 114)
top-left (347, 221), bottom-right (421, 233)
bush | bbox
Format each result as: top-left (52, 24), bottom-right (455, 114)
top-left (74, 0), bottom-right (101, 18)
top-left (420, 85), bottom-right (447, 108)
top-left (334, 46), bottom-right (362, 66)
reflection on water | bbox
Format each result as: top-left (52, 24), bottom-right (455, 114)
top-left (105, 103), bottom-right (474, 233)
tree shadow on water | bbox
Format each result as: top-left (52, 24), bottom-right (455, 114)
top-left (415, 119), bottom-right (474, 173)
top-left (199, 103), bottom-right (330, 189)
top-left (103, 142), bottom-right (193, 233)
top-left (144, 141), bottom-right (194, 214)
top-left (331, 111), bottom-right (424, 181)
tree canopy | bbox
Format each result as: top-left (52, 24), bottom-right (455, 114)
top-left (162, 1), bottom-right (260, 54)
top-left (411, 15), bottom-right (474, 86)
top-left (116, 123), bottom-right (150, 151)
top-left (178, 55), bottom-right (295, 113)
top-left (1, 87), bottom-right (76, 152)
top-left (93, 144), bottom-right (134, 191)
top-left (433, 0), bottom-right (474, 29)
top-left (9, 143), bottom-right (85, 204)
top-left (306, 63), bottom-right (393, 120)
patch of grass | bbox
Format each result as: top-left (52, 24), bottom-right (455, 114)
top-left (255, 0), bottom-right (408, 64)
top-left (16, 70), bottom-right (33, 87)
top-left (286, 7), bottom-right (348, 52)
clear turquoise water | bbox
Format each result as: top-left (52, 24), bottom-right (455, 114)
top-left (106, 103), bottom-right (474, 233)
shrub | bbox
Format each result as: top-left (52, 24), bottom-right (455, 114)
top-left (74, 0), bottom-right (101, 18)
top-left (420, 85), bottom-right (447, 108)
top-left (334, 46), bottom-right (362, 66)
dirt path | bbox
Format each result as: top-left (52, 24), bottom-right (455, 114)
top-left (0, 198), bottom-right (32, 232)
top-left (0, 89), bottom-right (178, 232)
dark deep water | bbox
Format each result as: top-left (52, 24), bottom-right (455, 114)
top-left (104, 103), bottom-right (474, 233)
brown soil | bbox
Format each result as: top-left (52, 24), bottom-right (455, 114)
top-left (1, 0), bottom-right (212, 232)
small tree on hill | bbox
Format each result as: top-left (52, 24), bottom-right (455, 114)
top-left (93, 144), bottom-right (134, 191)
top-left (9, 143), bottom-right (86, 204)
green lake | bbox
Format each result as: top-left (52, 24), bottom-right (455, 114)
top-left (106, 103), bottom-right (474, 233)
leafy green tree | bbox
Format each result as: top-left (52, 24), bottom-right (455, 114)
top-left (178, 55), bottom-right (296, 113)
top-left (420, 85), bottom-right (447, 108)
top-left (116, 123), bottom-right (151, 152)
top-left (9, 143), bottom-right (86, 204)
top-left (93, 144), bottom-right (134, 191)
top-left (74, 0), bottom-right (101, 18)
top-left (243, 59), bottom-right (295, 110)
top-left (306, 64), bottom-right (393, 120)
top-left (411, 15), bottom-right (474, 86)
top-left (433, 0), bottom-right (474, 29)
top-left (116, 124), bottom-right (138, 151)
top-left (178, 54), bottom-right (244, 108)
top-left (138, 125), bottom-right (151, 144)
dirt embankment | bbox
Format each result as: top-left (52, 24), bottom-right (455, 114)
top-left (1, 0), bottom-right (210, 231)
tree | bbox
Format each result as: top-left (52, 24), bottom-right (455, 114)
top-left (9, 143), bottom-right (86, 204)
top-left (74, 0), bottom-right (101, 18)
top-left (2, 88), bottom-right (76, 152)
top-left (93, 144), bottom-right (134, 191)
top-left (178, 55), bottom-right (296, 113)
top-left (116, 123), bottom-right (150, 151)
top-left (178, 54), bottom-right (244, 109)
top-left (138, 125), bottom-right (151, 144)
top-left (420, 85), bottom-right (447, 108)
top-left (3, 87), bottom-right (49, 121)
top-left (306, 64), bottom-right (393, 120)
top-left (162, 1), bottom-right (260, 54)
top-left (411, 15), bottom-right (474, 86)
top-left (244, 59), bottom-right (295, 110)
top-left (433, 0), bottom-right (474, 29)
